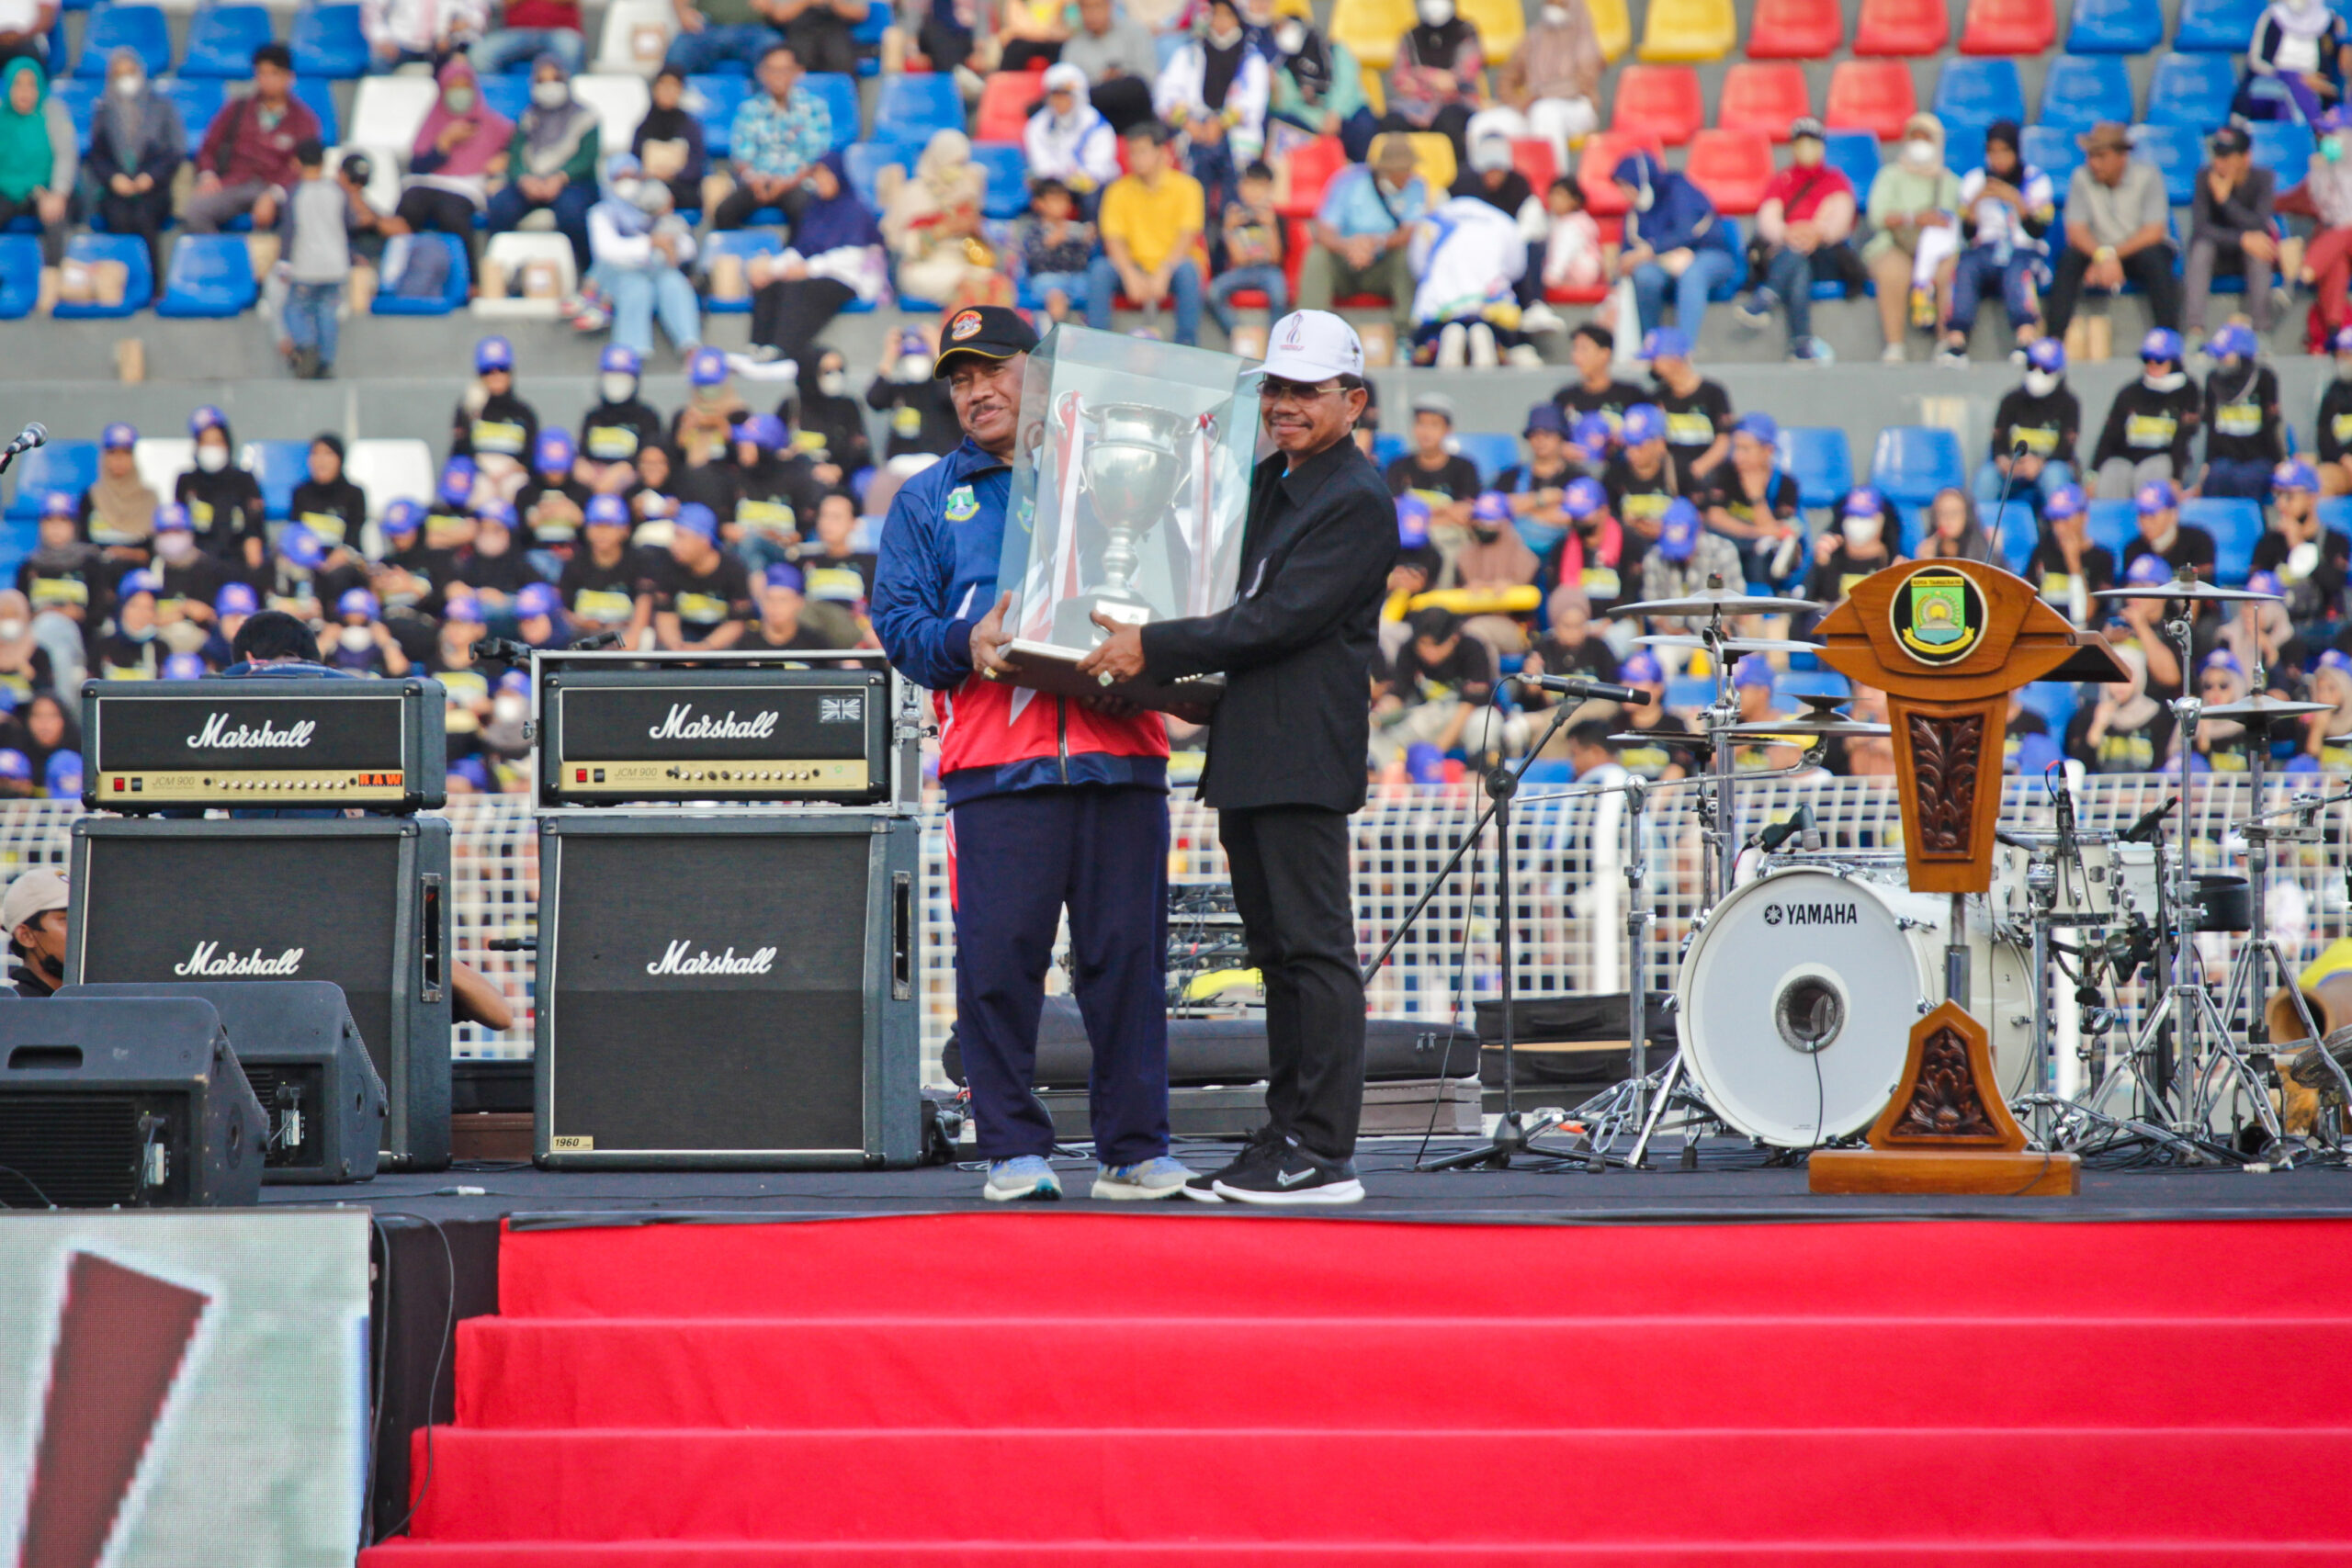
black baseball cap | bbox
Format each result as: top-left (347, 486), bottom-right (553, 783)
top-left (933, 305), bottom-right (1041, 376)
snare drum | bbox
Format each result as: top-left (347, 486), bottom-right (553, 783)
top-left (1990, 832), bottom-right (2161, 926)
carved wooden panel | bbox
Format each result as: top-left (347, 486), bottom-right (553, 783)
top-left (1890, 1022), bottom-right (1999, 1140)
top-left (1907, 711), bottom-right (1984, 856)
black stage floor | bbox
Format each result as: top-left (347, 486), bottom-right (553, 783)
top-left (262, 1137), bottom-right (2352, 1225)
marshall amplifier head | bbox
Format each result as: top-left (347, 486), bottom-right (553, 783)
top-left (537, 664), bottom-right (892, 807)
top-left (84, 676), bottom-right (447, 814)
top-left (65, 816), bottom-right (453, 1170)
top-left (535, 813), bottom-right (922, 1168)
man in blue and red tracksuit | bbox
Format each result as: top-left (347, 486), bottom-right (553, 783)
top-left (871, 305), bottom-right (1193, 1202)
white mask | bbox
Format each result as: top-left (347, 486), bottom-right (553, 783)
top-left (1274, 18), bottom-right (1305, 51)
top-left (110, 73), bottom-right (141, 99)
top-left (1841, 513), bottom-right (1883, 547)
top-left (817, 369), bottom-right (847, 397)
top-left (899, 354), bottom-right (933, 381)
top-left (599, 371), bottom-right (637, 403)
top-left (2292, 540), bottom-right (2323, 579)
top-left (1208, 23), bottom-right (1243, 45)
top-left (195, 445), bottom-right (228, 473)
top-left (493, 694), bottom-right (528, 725)
top-left (531, 80), bottom-right (570, 110)
top-left (338, 625), bottom-right (373, 652)
top-left (1903, 138), bottom-right (1937, 167)
top-left (0, 619), bottom-right (27, 641)
top-left (1542, 3), bottom-right (1567, 19)
top-left (2144, 369), bottom-right (2187, 393)
top-left (155, 532), bottom-right (196, 564)
top-left (2024, 369), bottom-right (2058, 398)
top-left (1416, 0), bottom-right (1453, 24)
top-left (612, 177), bottom-right (643, 206)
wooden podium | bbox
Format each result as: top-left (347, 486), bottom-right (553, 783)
top-left (1804, 558), bottom-right (2124, 1197)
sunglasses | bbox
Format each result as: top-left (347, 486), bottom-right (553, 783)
top-left (1262, 378), bottom-right (1347, 405)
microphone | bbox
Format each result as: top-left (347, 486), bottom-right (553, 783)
top-left (1512, 671), bottom-right (1653, 706)
top-left (1754, 803), bottom-right (1814, 853)
top-left (2, 423), bottom-right (46, 459)
top-left (2120, 796), bottom-right (2178, 844)
top-left (1983, 437), bottom-right (2031, 567)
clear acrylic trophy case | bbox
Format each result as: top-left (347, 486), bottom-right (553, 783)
top-left (998, 324), bottom-right (1262, 712)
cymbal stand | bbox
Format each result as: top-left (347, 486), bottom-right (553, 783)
top-left (1695, 610), bottom-right (1742, 908)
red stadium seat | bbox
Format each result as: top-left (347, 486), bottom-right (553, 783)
top-left (1544, 216), bottom-right (1622, 304)
top-left (1275, 136), bottom-right (1348, 219)
top-left (974, 72), bottom-right (1046, 144)
top-left (1745, 0), bottom-right (1844, 56)
top-left (1577, 131), bottom-right (1664, 215)
top-left (1826, 59), bottom-right (1920, 139)
top-left (1512, 138), bottom-right (1558, 193)
top-left (1610, 63), bottom-right (1704, 145)
top-left (1958, 0), bottom-right (2055, 51)
top-left (1852, 0), bottom-right (1948, 55)
top-left (1683, 128), bottom-right (1774, 214)
top-left (1717, 62), bottom-right (1813, 141)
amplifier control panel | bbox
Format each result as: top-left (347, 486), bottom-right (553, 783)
top-left (99, 769), bottom-right (412, 802)
top-left (560, 761), bottom-right (870, 793)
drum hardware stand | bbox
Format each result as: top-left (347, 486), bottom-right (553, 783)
top-left (2221, 781), bottom-right (2352, 1153)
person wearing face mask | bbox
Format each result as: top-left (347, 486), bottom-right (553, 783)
top-left (573, 347), bottom-right (662, 491)
top-left (362, 0), bottom-right (488, 70)
top-left (1155, 0), bottom-right (1270, 199)
top-left (789, 347), bottom-right (873, 484)
top-left (2199, 321), bottom-right (2286, 499)
top-left (488, 55), bottom-right (601, 271)
top-left (175, 406), bottom-right (269, 578)
top-left (452, 336), bottom-right (543, 492)
top-left (1806, 488), bottom-right (1901, 605)
top-left (1382, 0), bottom-right (1481, 159)
top-left (1977, 336), bottom-right (2080, 516)
top-left (94, 573), bottom-right (164, 680)
top-left (1611, 148), bottom-right (1736, 339)
top-left (2234, 0), bottom-right (2350, 125)
top-left (1541, 475), bottom-right (1632, 616)
top-left (2021, 483), bottom-right (2115, 626)
top-left (85, 48), bottom-right (183, 280)
top-left (2280, 109), bottom-right (2352, 347)
top-left (559, 493), bottom-right (656, 649)
top-left (325, 589), bottom-right (411, 676)
top-left (288, 434), bottom-right (368, 551)
top-left (2091, 328), bottom-right (2201, 498)
top-left (1736, 117), bottom-right (1857, 366)
top-left (147, 506), bottom-right (225, 649)
top-left (1266, 6), bottom-right (1374, 161)
top-left (1704, 412), bottom-right (1804, 590)
top-left (18, 491), bottom-right (107, 657)
top-left (1300, 134), bottom-right (1427, 335)
top-left (2047, 122), bottom-right (2182, 342)
top-left (1935, 120), bottom-right (2054, 366)
top-left (2122, 479), bottom-right (2221, 591)
top-left (584, 151), bottom-right (704, 360)
top-left (0, 592), bottom-right (52, 709)
top-left (6, 870), bottom-right (70, 1000)
top-left (866, 329), bottom-right (962, 459)
top-left (746, 152), bottom-right (886, 369)
top-left (2257, 460), bottom-right (2350, 638)
top-left (396, 58), bottom-right (514, 278)
top-left (1861, 114), bottom-right (1961, 363)
top-left (1442, 491), bottom-right (1540, 653)
top-left (1479, 0), bottom-right (1600, 171)
top-left (2185, 124), bottom-right (2283, 339)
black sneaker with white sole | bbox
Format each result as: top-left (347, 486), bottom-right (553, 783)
top-left (1183, 1125), bottom-right (1284, 1202)
top-left (1213, 1140), bottom-right (1365, 1206)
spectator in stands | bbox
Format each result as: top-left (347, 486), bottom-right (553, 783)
top-left (2123, 479), bottom-right (2219, 581)
top-left (363, 0), bottom-right (486, 70)
top-left (1156, 0), bottom-right (1270, 199)
top-left (1543, 476), bottom-right (1631, 615)
top-left (20, 694), bottom-right (75, 780)
top-left (2233, 0), bottom-right (2349, 124)
top-left (2233, 570), bottom-right (2307, 668)
top-left (775, 0), bottom-right (869, 76)
top-left (1452, 135), bottom-right (1542, 290)
top-left (1639, 496), bottom-right (1742, 608)
top-left (150, 505), bottom-right (225, 652)
top-left (579, 345), bottom-right (664, 484)
top-left (1536, 175), bottom-right (1601, 309)
top-left (175, 407), bottom-right (268, 576)
top-left (717, 43), bottom-right (829, 229)
top-left (1705, 412), bottom-right (1804, 589)
top-left (325, 589), bottom-right (410, 674)
top-left (1018, 176), bottom-right (1101, 325)
top-left (0, 0), bottom-right (53, 72)
top-left (1495, 404), bottom-right (1576, 556)
top-left (1408, 180), bottom-right (1530, 367)
top-left (2068, 641), bottom-right (2172, 773)
top-left (2200, 322), bottom-right (2285, 499)
top-left (1554, 322), bottom-right (1644, 432)
top-left (288, 434), bottom-right (368, 550)
top-left (276, 139), bottom-right (351, 381)
top-left (1862, 115), bottom-right (1960, 364)
top-left (867, 329), bottom-right (960, 458)
top-left (1808, 487), bottom-right (1900, 604)
top-left (85, 49), bottom-right (184, 280)
top-left (654, 502), bottom-right (754, 649)
top-left (456, 500), bottom-right (539, 612)
top-left (2048, 123), bottom-right (2182, 341)
top-left (1383, 0), bottom-right (1480, 159)
top-left (2309, 649), bottom-right (2352, 764)
top-left (2023, 483), bottom-right (2113, 626)
top-left (1267, 7), bottom-right (1372, 161)
top-left (1445, 490), bottom-right (1539, 618)
top-left (0, 59), bottom-right (68, 265)
top-left (21, 491), bottom-right (104, 646)
top-left (1522, 584), bottom-right (1617, 688)
top-left (586, 152), bottom-right (704, 361)
top-left (2285, 111), bottom-right (2352, 346)
top-left (1479, 0), bottom-right (1601, 169)
top-left (2090, 328), bottom-right (2200, 498)
top-left (1063, 0), bottom-right (1160, 134)
top-left (1027, 65), bottom-right (1120, 203)
top-left (1978, 337), bottom-right (2078, 516)
top-left (1643, 328), bottom-right (1731, 493)
top-left (476, 0), bottom-right (586, 73)
top-left (664, 0), bottom-right (780, 75)
top-left (94, 573), bottom-right (162, 678)
top-left (1300, 133), bottom-right (1424, 335)
top-left (1913, 488), bottom-right (1991, 561)
top-left (1736, 117), bottom-right (1854, 367)
top-left (514, 430), bottom-right (586, 573)
top-left (452, 337), bottom-right (542, 496)
top-left (0, 592), bottom-right (51, 705)
top-left (82, 423), bottom-right (157, 571)
top-left (1385, 392), bottom-right (1480, 534)
top-left (722, 412), bottom-right (819, 569)
top-left (393, 59), bottom-right (514, 279)
top-left (2318, 326), bottom-right (2352, 492)
top-left (746, 152), bottom-right (884, 367)
top-left (1204, 160), bottom-right (1287, 332)
top-left (187, 46), bottom-right (320, 235)
top-left (1612, 148), bottom-right (1736, 340)
top-left (628, 69), bottom-right (707, 219)
top-left (2256, 459), bottom-right (2348, 635)
top-left (790, 489), bottom-right (875, 604)
top-left (559, 493), bottom-right (654, 646)
top-left (488, 55), bottom-right (601, 270)
top-left (1608, 651), bottom-right (1697, 779)
top-left (791, 347), bottom-right (870, 483)
top-left (1605, 402), bottom-right (1677, 542)
top-left (1091, 120), bottom-right (1205, 344)
top-left (514, 580), bottom-right (570, 649)
top-left (734, 561), bottom-right (831, 649)
top-left (1938, 120), bottom-right (2053, 366)
top-left (2186, 125), bottom-right (2282, 339)
top-left (884, 130), bottom-right (1002, 312)
top-left (1377, 605), bottom-right (1516, 761)
top-left (997, 0), bottom-right (1072, 72)
top-left (370, 502), bottom-right (445, 614)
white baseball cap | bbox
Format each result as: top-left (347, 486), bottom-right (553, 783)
top-left (1261, 310), bottom-right (1363, 384)
top-left (2, 868), bottom-right (65, 936)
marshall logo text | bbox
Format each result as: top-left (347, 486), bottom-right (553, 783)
top-left (648, 705), bottom-right (782, 741)
top-left (646, 941), bottom-right (779, 976)
top-left (173, 942), bottom-right (305, 976)
top-left (186, 713), bottom-right (318, 750)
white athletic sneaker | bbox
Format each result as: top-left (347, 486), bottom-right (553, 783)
top-left (1519, 301), bottom-right (1566, 333)
top-left (983, 1156), bottom-right (1062, 1202)
top-left (1467, 321), bottom-right (1499, 367)
top-left (1505, 344), bottom-right (1545, 367)
top-left (1091, 1156), bottom-right (1197, 1200)
top-left (1880, 343), bottom-right (1905, 364)
top-left (1436, 321), bottom-right (1469, 367)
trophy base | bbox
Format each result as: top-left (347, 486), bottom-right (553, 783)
top-left (1001, 639), bottom-right (1226, 716)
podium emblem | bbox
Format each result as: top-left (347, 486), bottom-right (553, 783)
top-left (1892, 570), bottom-right (1984, 665)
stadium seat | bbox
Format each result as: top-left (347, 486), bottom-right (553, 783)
top-left (2183, 497), bottom-right (2264, 583)
top-left (0, 234), bottom-right (36, 320)
top-left (74, 4), bottom-right (171, 77)
top-left (295, 76), bottom-right (339, 143)
top-left (130, 437), bottom-right (189, 502)
top-left (477, 231), bottom-right (577, 317)
top-left (2037, 54), bottom-right (2134, 130)
top-left (372, 231), bottom-right (469, 313)
top-left (971, 141), bottom-right (1027, 219)
top-left (877, 73), bottom-right (960, 139)
top-left (2021, 124), bottom-right (2084, 194)
top-left (155, 233), bottom-right (257, 317)
top-left (1277, 134), bottom-right (1348, 218)
top-left (975, 70), bottom-right (1045, 144)
top-left (2086, 498), bottom-right (2136, 558)
top-left (1683, 128), bottom-right (1772, 214)
top-left (1635, 0), bottom-right (1736, 61)
top-left (157, 78), bottom-right (226, 143)
top-left (6, 442), bottom-right (97, 520)
top-left (2017, 680), bottom-right (2078, 737)
top-left (480, 72), bottom-right (530, 123)
top-left (51, 232), bottom-right (153, 317)
top-left (350, 74), bottom-right (438, 154)
top-left (1510, 137), bottom-right (1556, 191)
top-left (803, 72), bottom-right (860, 150)
top-left (51, 77), bottom-right (97, 147)
top-left (850, 0), bottom-right (890, 75)
top-left (1449, 434), bottom-right (1519, 485)
top-left (344, 438), bottom-right (434, 520)
top-left (1576, 131), bottom-right (1661, 216)
top-left (2174, 0), bottom-right (2264, 50)
top-left (242, 440), bottom-right (311, 519)
top-left (1821, 129), bottom-right (1883, 196)
top-left (1993, 502), bottom-right (2037, 573)
top-left (290, 3), bottom-right (368, 78)
top-left (2065, 0), bottom-right (2162, 51)
top-left (1941, 121), bottom-right (1985, 181)
top-left (842, 139), bottom-right (910, 210)
top-left (181, 5), bottom-right (274, 77)
top-left (686, 73), bottom-right (748, 158)
top-left (1402, 131), bottom-right (1454, 194)
top-left (2250, 119), bottom-right (2314, 189)
top-left (2131, 121), bottom-right (2203, 205)
top-left (1960, 0), bottom-right (2054, 51)
top-left (573, 73), bottom-right (651, 159)
top-left (1934, 58), bottom-right (2025, 131)
top-left (1457, 0), bottom-right (1524, 61)
top-left (1744, 0), bottom-right (1842, 56)
top-left (1852, 0), bottom-right (1947, 55)
top-left (1776, 427), bottom-right (1854, 511)
top-left (1610, 64), bottom-right (1703, 144)
top-left (1716, 62), bottom-right (1811, 141)
top-left (1825, 59), bottom-right (1917, 141)
top-left (2145, 51), bottom-right (2237, 130)
top-left (1330, 0), bottom-right (1415, 68)
top-left (594, 0), bottom-right (675, 73)
top-left (1870, 425), bottom-right (1966, 512)
top-left (701, 227), bottom-right (783, 312)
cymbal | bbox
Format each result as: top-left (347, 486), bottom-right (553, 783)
top-left (2092, 576), bottom-right (2281, 603)
top-left (1610, 731), bottom-right (1711, 751)
top-left (1634, 634), bottom-right (1821, 654)
top-left (1723, 717), bottom-right (1892, 739)
top-left (1610, 591), bottom-right (1817, 619)
top-left (2201, 695), bottom-right (2333, 723)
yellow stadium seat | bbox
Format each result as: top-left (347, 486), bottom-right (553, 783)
top-left (1636, 0), bottom-right (1738, 60)
top-left (1406, 131), bottom-right (1456, 193)
top-left (1587, 0), bottom-right (1632, 60)
top-left (1457, 0), bottom-right (1524, 66)
top-left (1330, 0), bottom-right (1416, 70)
top-left (1360, 62), bottom-right (1385, 111)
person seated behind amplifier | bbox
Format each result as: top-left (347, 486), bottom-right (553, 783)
top-left (44, 750), bottom-right (81, 800)
top-left (150, 505), bottom-right (225, 653)
top-left (161, 652), bottom-right (208, 681)
top-left (518, 426), bottom-right (590, 576)
top-left (326, 589), bottom-right (412, 676)
top-left (455, 501), bottom-right (542, 617)
top-left (198, 581), bottom-right (258, 668)
top-left (19, 491), bottom-right (107, 655)
top-left (738, 560), bottom-right (847, 651)
top-left (514, 581), bottom-right (571, 649)
top-left (557, 495), bottom-right (652, 648)
top-left (653, 503), bottom-right (754, 651)
top-left (93, 575), bottom-right (164, 680)
top-left (4, 867), bottom-right (68, 998)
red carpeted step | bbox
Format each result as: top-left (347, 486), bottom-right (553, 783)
top-left (397, 1427), bottom-right (2352, 1544)
top-left (452, 1315), bottom-right (2352, 1431)
top-left (360, 1543), bottom-right (2352, 1566)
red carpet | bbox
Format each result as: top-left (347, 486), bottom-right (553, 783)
top-left (359, 1213), bottom-right (2352, 1563)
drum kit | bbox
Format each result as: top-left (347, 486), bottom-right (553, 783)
top-left (1561, 570), bottom-right (2352, 1170)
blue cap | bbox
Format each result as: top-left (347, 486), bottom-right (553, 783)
top-left (1471, 491), bottom-right (1511, 525)
top-left (188, 405), bottom-right (225, 436)
top-left (476, 335), bottom-right (514, 373)
top-left (735, 413), bottom-right (788, 451)
top-left (2140, 327), bottom-right (2183, 363)
top-left (1404, 740), bottom-right (1445, 785)
top-left (475, 499), bottom-right (518, 530)
top-left (536, 427), bottom-right (576, 471)
top-left (1657, 497), bottom-right (1702, 561)
top-left (336, 587), bottom-right (379, 619)
top-left (2135, 479), bottom-right (2179, 514)
top-left (2210, 322), bottom-right (2258, 360)
top-left (515, 581), bottom-right (563, 619)
top-left (1396, 495), bottom-right (1430, 547)
top-left (448, 755), bottom-right (492, 791)
top-left (2335, 324), bottom-right (2352, 356)
top-left (380, 499), bottom-right (423, 537)
top-left (674, 502), bottom-right (720, 542)
top-left (1563, 476), bottom-right (1607, 519)
top-left (2027, 336), bottom-right (2065, 374)
top-left (2247, 569), bottom-right (2284, 597)
top-left (215, 581), bottom-right (258, 615)
top-left (495, 669), bottom-right (530, 695)
top-left (37, 491), bottom-right (73, 519)
top-left (1734, 653), bottom-right (1774, 690)
top-left (600, 344), bottom-right (641, 376)
top-left (1620, 403), bottom-right (1666, 446)
top-left (1523, 403), bottom-right (1568, 437)
top-left (2275, 459), bottom-right (2320, 493)
top-left (160, 653), bottom-right (207, 682)
top-left (0, 749), bottom-right (31, 782)
top-left (2202, 648), bottom-right (2245, 679)
top-left (2324, 648), bottom-right (2352, 681)
top-left (1639, 326), bottom-right (1690, 361)
top-left (1734, 412), bottom-right (1779, 445)
top-left (277, 525), bottom-right (326, 570)
top-left (117, 571), bottom-right (158, 601)
top-left (152, 503), bottom-right (190, 534)
top-left (101, 423), bottom-right (136, 450)
top-left (43, 750), bottom-right (80, 795)
top-left (2043, 483), bottom-right (2086, 521)
top-left (2125, 550), bottom-right (2174, 585)
top-left (1841, 487), bottom-right (1884, 518)
top-left (763, 561), bottom-right (806, 593)
top-left (586, 493), bottom-right (630, 527)
top-left (440, 457), bottom-right (477, 505)
top-left (1571, 412), bottom-right (1614, 453)
top-left (1621, 650), bottom-right (1665, 684)
top-left (688, 347), bottom-right (729, 387)
top-left (442, 594), bottom-right (486, 626)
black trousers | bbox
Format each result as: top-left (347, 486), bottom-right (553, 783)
top-left (1091, 74), bottom-right (1157, 134)
top-left (1219, 805), bottom-right (1364, 1160)
top-left (750, 275), bottom-right (854, 361)
top-left (99, 186), bottom-right (175, 276)
top-left (713, 183), bottom-right (808, 231)
top-left (394, 186), bottom-right (481, 273)
top-left (2044, 243), bottom-right (2181, 336)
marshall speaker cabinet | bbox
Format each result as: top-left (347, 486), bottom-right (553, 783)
top-left (84, 675), bottom-right (447, 814)
top-left (535, 813), bottom-right (922, 1168)
top-left (66, 816), bottom-right (454, 1170)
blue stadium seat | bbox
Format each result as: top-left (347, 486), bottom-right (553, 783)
top-left (2036, 54), bottom-right (2133, 130)
top-left (1942, 121), bottom-right (1985, 183)
top-left (6, 442), bottom-right (98, 520)
top-left (1776, 427), bottom-right (1854, 511)
top-left (2322, 494), bottom-right (2352, 534)
top-left (2065, 0), bottom-right (2162, 50)
top-left (0, 235), bottom-right (39, 319)
top-left (2146, 51), bottom-right (2237, 129)
top-left (804, 72), bottom-right (859, 151)
top-left (971, 140), bottom-right (1028, 220)
top-left (51, 77), bottom-right (97, 148)
top-left (1664, 675), bottom-right (1713, 710)
top-left (2130, 121), bottom-right (2204, 205)
top-left (297, 76), bottom-right (338, 141)
top-left (876, 73), bottom-right (959, 139)
top-left (1821, 130), bottom-right (1882, 203)
top-left (373, 231), bottom-right (469, 313)
top-left (1706, 219), bottom-right (1747, 298)
top-left (2018, 680), bottom-right (2078, 738)
top-left (51, 231), bottom-right (153, 317)
top-left (481, 72), bottom-right (529, 123)
top-left (1778, 670), bottom-right (1849, 700)
top-left (2086, 498), bottom-right (2136, 558)
top-left (2022, 125), bottom-right (2084, 199)
top-left (1870, 426), bottom-right (1965, 514)
top-left (290, 2), bottom-right (368, 78)
top-left (843, 136), bottom-right (920, 209)
top-left (701, 227), bottom-right (783, 312)
top-left (1933, 57), bottom-right (2023, 131)
top-left (1991, 501), bottom-right (2037, 573)
top-left (688, 73), bottom-right (748, 159)
top-left (73, 4), bottom-right (172, 77)
top-left (1451, 434), bottom-right (1519, 485)
top-left (2182, 497), bottom-right (2265, 583)
top-left (157, 78), bottom-right (225, 142)
top-left (181, 5), bottom-right (275, 77)
top-left (1373, 432), bottom-right (1408, 471)
top-left (155, 232), bottom-right (258, 316)
top-left (2173, 0), bottom-right (2263, 50)
top-left (2250, 119), bottom-right (2313, 190)
top-left (244, 440), bottom-right (311, 517)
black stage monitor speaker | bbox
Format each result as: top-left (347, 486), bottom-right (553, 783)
top-left (536, 813), bottom-right (922, 1168)
top-left (58, 981), bottom-right (387, 1184)
top-left (0, 997), bottom-right (266, 1207)
top-left (65, 816), bottom-right (453, 1170)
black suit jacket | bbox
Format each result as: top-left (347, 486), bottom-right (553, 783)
top-left (1139, 436), bottom-right (1396, 814)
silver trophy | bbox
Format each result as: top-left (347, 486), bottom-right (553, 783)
top-left (1077, 402), bottom-right (1195, 629)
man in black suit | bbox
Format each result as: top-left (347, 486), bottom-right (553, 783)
top-left (1080, 310), bottom-right (1396, 1205)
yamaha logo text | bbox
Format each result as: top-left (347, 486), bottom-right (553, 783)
top-left (173, 941), bottom-right (304, 976)
top-left (186, 713), bottom-right (317, 750)
top-left (1761, 902), bottom-right (1859, 928)
top-left (649, 705), bottom-right (781, 741)
top-left (646, 941), bottom-right (778, 976)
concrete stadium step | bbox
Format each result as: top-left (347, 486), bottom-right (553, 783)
top-left (451, 1314), bottom-right (2352, 1430)
top-left (359, 1545), bottom-right (2352, 1566)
